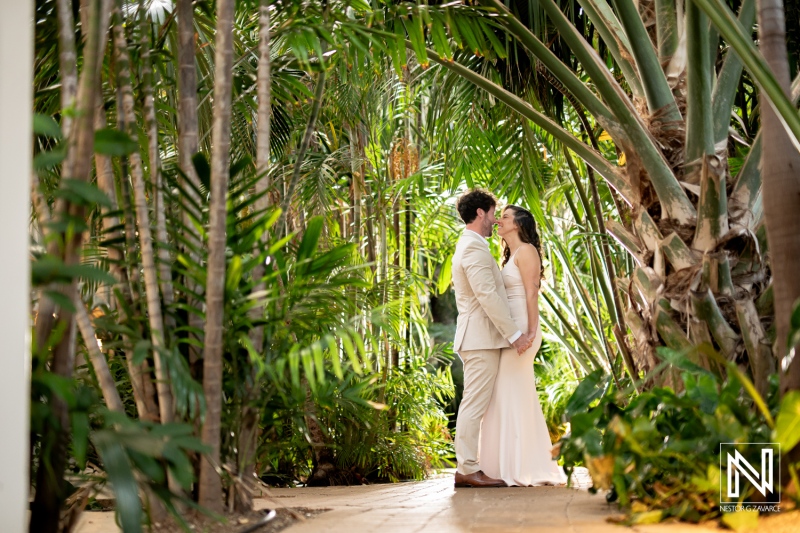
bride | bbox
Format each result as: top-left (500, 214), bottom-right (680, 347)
top-left (478, 204), bottom-right (566, 487)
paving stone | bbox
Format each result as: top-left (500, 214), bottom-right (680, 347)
top-left (76, 467), bottom-right (790, 532)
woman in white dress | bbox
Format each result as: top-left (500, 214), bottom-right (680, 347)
top-left (479, 205), bottom-right (566, 487)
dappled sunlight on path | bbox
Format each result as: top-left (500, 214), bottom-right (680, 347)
top-left (258, 468), bottom-right (626, 533)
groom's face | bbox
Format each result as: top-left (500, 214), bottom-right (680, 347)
top-left (478, 206), bottom-right (497, 237)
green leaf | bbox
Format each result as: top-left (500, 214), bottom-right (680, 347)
top-left (565, 368), bottom-right (609, 418)
top-left (128, 449), bottom-right (165, 485)
top-left (94, 128), bottom-right (138, 156)
top-left (93, 432), bottom-right (142, 533)
top-left (33, 113), bottom-right (63, 139)
top-left (629, 510), bottom-right (664, 524)
top-left (43, 289), bottom-right (76, 312)
top-left (694, 0), bottom-right (800, 150)
top-left (297, 216), bottom-right (324, 263)
top-left (226, 255), bottom-right (242, 293)
top-left (437, 255), bottom-right (452, 295)
top-left (37, 372), bottom-right (76, 407)
top-left (60, 178), bottom-right (113, 208)
top-left (788, 297), bottom-right (800, 349)
top-left (72, 411), bottom-right (90, 469)
top-left (721, 510), bottom-right (759, 531)
top-left (34, 146), bottom-right (67, 171)
top-left (478, 19), bottom-right (507, 59)
top-left (63, 264), bottom-right (117, 285)
top-left (773, 390), bottom-right (800, 452)
top-left (133, 340), bottom-right (151, 366)
top-left (655, 346), bottom-right (715, 377)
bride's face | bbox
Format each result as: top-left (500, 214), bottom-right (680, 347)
top-left (496, 208), bottom-right (518, 240)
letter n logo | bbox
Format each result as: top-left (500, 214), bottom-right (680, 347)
top-left (720, 443), bottom-right (780, 504)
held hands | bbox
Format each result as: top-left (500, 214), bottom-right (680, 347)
top-left (511, 332), bottom-right (534, 355)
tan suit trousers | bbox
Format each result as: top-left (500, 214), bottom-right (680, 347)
top-left (455, 347), bottom-right (501, 475)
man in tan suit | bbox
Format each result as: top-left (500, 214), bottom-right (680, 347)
top-left (451, 189), bottom-right (534, 488)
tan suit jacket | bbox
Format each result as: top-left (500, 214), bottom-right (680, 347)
top-left (452, 231), bottom-right (519, 352)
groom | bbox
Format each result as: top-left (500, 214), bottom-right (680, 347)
top-left (451, 189), bottom-right (533, 488)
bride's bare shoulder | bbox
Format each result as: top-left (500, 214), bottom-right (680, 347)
top-left (515, 244), bottom-right (540, 264)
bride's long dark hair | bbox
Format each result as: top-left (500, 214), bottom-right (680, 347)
top-left (501, 205), bottom-right (545, 279)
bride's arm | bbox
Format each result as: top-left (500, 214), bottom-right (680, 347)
top-left (515, 245), bottom-right (541, 335)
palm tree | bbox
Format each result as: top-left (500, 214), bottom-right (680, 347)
top-left (30, 3), bottom-right (110, 531)
top-left (199, 0), bottom-right (236, 512)
top-left (756, 0), bottom-right (800, 480)
top-left (756, 0), bottom-right (800, 395)
top-left (383, 0), bottom-right (800, 397)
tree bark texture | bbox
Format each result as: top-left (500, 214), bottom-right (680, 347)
top-left (29, 2), bottom-right (110, 531)
top-left (199, 0), bottom-right (235, 512)
top-left (111, 1), bottom-right (174, 424)
top-left (757, 0), bottom-right (800, 394)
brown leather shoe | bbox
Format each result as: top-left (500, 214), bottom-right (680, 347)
top-left (454, 470), bottom-right (507, 488)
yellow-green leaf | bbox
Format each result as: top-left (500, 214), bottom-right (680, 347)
top-left (721, 510), bottom-right (759, 531)
top-left (773, 390), bottom-right (800, 451)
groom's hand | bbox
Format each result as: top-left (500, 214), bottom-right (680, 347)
top-left (512, 333), bottom-right (533, 355)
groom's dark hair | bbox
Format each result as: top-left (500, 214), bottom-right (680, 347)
top-left (457, 189), bottom-right (496, 224)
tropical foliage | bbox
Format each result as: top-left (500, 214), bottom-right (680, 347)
top-left (26, 0), bottom-right (800, 530)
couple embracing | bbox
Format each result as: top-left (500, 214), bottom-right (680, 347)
top-left (452, 189), bottom-right (566, 488)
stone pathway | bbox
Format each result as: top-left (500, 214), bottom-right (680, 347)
top-left (79, 468), bottom-right (794, 532)
top-left (255, 469), bottom-right (625, 533)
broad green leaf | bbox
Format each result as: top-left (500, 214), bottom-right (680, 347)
top-left (773, 390), bottom-right (800, 452)
top-left (94, 128), bottom-right (138, 156)
top-left (33, 146), bottom-right (67, 171)
top-left (71, 411), bottom-right (90, 468)
top-left (297, 216), bottom-right (324, 263)
top-left (60, 178), bottom-right (113, 208)
top-left (37, 372), bottom-right (76, 407)
top-left (93, 432), bottom-right (142, 533)
top-left (33, 113), bottom-right (63, 139)
top-left (655, 346), bottom-right (715, 377)
top-left (133, 340), bottom-right (151, 366)
top-left (565, 368), bottom-right (609, 417)
top-left (42, 289), bottom-right (76, 312)
top-left (63, 264), bottom-right (117, 285)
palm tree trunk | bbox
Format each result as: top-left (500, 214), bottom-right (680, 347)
top-left (757, 0), bottom-right (800, 394)
top-left (304, 383), bottom-right (337, 486)
top-left (75, 299), bottom-right (125, 412)
top-left (57, 0), bottom-right (78, 138)
top-left (199, 0), bottom-right (235, 512)
top-left (176, 0), bottom-right (205, 379)
top-left (140, 9), bottom-right (176, 329)
top-left (29, 2), bottom-right (109, 531)
top-left (111, 0), bottom-right (174, 424)
top-left (34, 0), bottom-right (81, 356)
top-left (235, 0), bottom-right (272, 512)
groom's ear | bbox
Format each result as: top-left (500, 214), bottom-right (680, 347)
top-left (475, 208), bottom-right (485, 219)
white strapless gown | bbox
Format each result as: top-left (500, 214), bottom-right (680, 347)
top-left (479, 253), bottom-right (567, 486)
